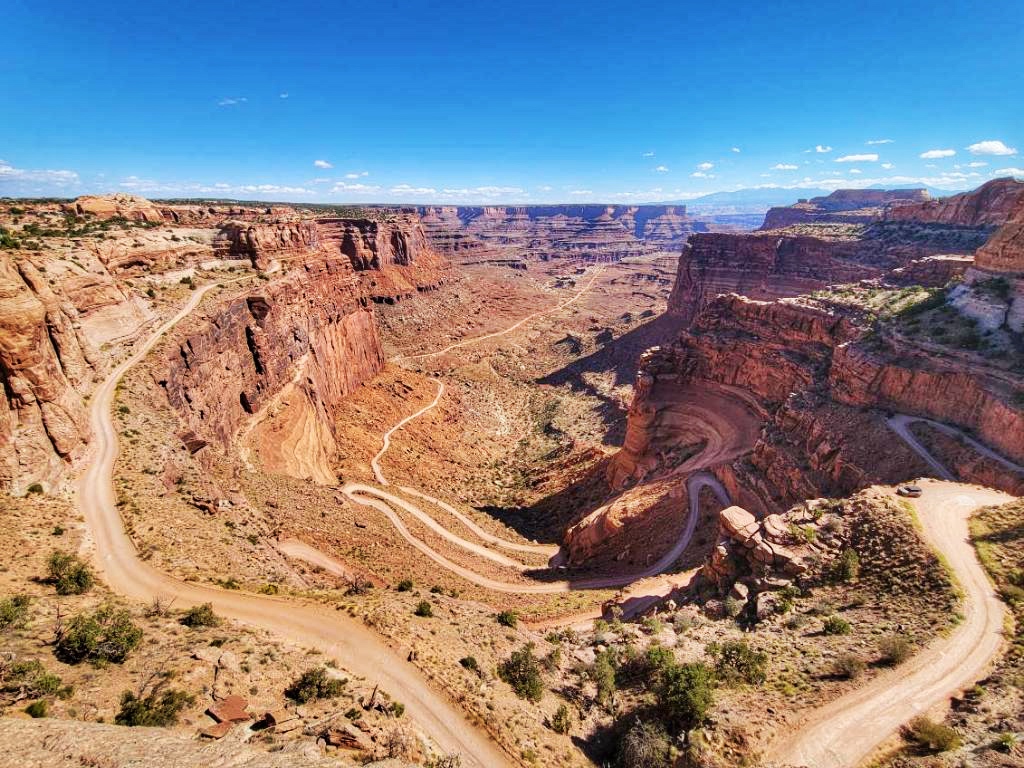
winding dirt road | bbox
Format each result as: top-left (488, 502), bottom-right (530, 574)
top-left (764, 417), bottom-right (1014, 768)
top-left (76, 283), bottom-right (513, 768)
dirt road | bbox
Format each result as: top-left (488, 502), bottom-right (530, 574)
top-left (763, 469), bottom-right (1010, 767)
top-left (76, 282), bottom-right (513, 768)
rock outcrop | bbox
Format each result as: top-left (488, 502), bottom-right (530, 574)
top-left (0, 254), bottom-right (95, 493)
top-left (65, 193), bottom-right (167, 223)
top-left (762, 188), bottom-right (929, 229)
top-left (161, 250), bottom-right (384, 484)
top-left (885, 177), bottom-right (1024, 227)
top-left (666, 233), bottom-right (886, 324)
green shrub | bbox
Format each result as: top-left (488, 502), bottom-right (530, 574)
top-left (550, 703), bottom-right (571, 734)
top-left (996, 732), bottom-right (1018, 752)
top-left (822, 616), bottom-right (852, 636)
top-left (905, 716), bottom-right (961, 752)
top-left (656, 661), bottom-right (714, 732)
top-left (496, 610), bottom-right (518, 628)
top-left (833, 548), bottom-right (860, 582)
top-left (27, 483), bottom-right (44, 494)
top-left (115, 688), bottom-right (194, 726)
top-left (618, 720), bottom-right (671, 768)
top-left (498, 643), bottom-right (544, 702)
top-left (708, 639), bottom-right (768, 685)
top-left (179, 603), bottom-right (221, 628)
top-left (54, 603), bottom-right (142, 664)
top-left (24, 700), bottom-right (48, 718)
top-left (390, 701), bottom-right (405, 718)
top-left (396, 578), bottom-right (414, 592)
top-left (47, 551), bottom-right (95, 595)
top-left (832, 653), bottom-right (865, 680)
top-left (284, 667), bottom-right (345, 703)
top-left (877, 635), bottom-right (912, 666)
top-left (414, 601), bottom-right (433, 617)
top-left (644, 644), bottom-right (675, 679)
top-left (2, 659), bottom-right (66, 698)
top-left (0, 594), bottom-right (31, 630)
top-left (459, 656), bottom-right (479, 673)
top-left (590, 649), bottom-right (617, 705)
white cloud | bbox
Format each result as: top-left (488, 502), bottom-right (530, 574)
top-left (217, 97), bottom-right (247, 106)
top-left (815, 145), bottom-right (832, 153)
top-left (967, 140), bottom-right (1017, 156)
top-left (881, 162), bottom-right (894, 169)
top-left (731, 147), bottom-right (741, 153)
top-left (866, 138), bottom-right (894, 145)
top-left (772, 163), bottom-right (799, 170)
top-left (966, 161), bottom-right (988, 168)
top-left (279, 93), bottom-right (289, 99)
top-left (330, 182), bottom-right (380, 193)
top-left (920, 148), bottom-right (956, 159)
top-left (849, 168), bottom-right (862, 174)
top-left (344, 171), bottom-right (369, 179)
top-left (836, 153), bottom-right (878, 163)
top-left (642, 151), bottom-right (655, 158)
top-left (993, 167), bottom-right (1024, 178)
top-left (569, 189), bottom-right (593, 196)
top-left (313, 159), bottom-right (333, 169)
top-left (690, 171), bottom-right (716, 178)
top-left (390, 184), bottom-right (437, 196)
top-left (654, 165), bottom-right (670, 173)
top-left (0, 159), bottom-right (80, 188)
top-left (696, 162), bottom-right (714, 171)
top-left (537, 185), bottom-right (553, 192)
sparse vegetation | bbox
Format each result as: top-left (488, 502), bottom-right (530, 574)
top-left (822, 616), bottom-right (852, 636)
top-left (833, 547), bottom-right (860, 582)
top-left (831, 653), bottom-right (865, 680)
top-left (54, 603), bottom-right (143, 664)
top-left (46, 551), bottom-right (95, 595)
top-left (618, 720), bottom-right (671, 768)
top-left (0, 594), bottom-right (31, 630)
top-left (905, 716), bottom-right (961, 752)
top-left (284, 667), bottom-right (345, 703)
top-left (497, 643), bottom-right (544, 702)
top-left (707, 639), bottom-right (767, 685)
top-left (550, 703), bottom-right (572, 734)
top-left (414, 600), bottom-right (434, 617)
top-left (496, 610), bottom-right (518, 628)
top-left (655, 660), bottom-right (714, 732)
top-left (115, 688), bottom-right (195, 726)
top-left (179, 602), bottom-right (221, 628)
top-left (396, 578), bottom-right (414, 592)
top-left (877, 634), bottom-right (912, 666)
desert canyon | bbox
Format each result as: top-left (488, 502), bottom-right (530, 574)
top-left (0, 177), bottom-right (1022, 768)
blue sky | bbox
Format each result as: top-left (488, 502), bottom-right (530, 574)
top-left (2, 0), bottom-right (1022, 203)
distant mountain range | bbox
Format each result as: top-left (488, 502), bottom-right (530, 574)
top-left (662, 184), bottom-right (965, 216)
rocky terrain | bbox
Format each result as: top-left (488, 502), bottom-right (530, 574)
top-left (761, 188), bottom-right (930, 229)
top-left (414, 205), bottom-right (699, 265)
top-left (2, 178), bottom-right (1024, 768)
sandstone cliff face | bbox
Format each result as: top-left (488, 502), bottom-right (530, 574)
top-left (667, 233), bottom-right (885, 324)
top-left (65, 194), bottom-right (167, 223)
top-left (0, 254), bottom-right (94, 493)
top-left (885, 177), bottom-right (1024, 227)
top-left (762, 188), bottom-right (929, 230)
top-left (610, 292), bottom-right (1024, 522)
top-left (973, 195), bottom-right (1024, 275)
top-left (161, 250), bottom-right (384, 479)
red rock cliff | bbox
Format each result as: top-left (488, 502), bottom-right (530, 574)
top-left (885, 177), bottom-right (1024, 227)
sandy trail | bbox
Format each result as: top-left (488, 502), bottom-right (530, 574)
top-left (75, 282), bottom-right (513, 768)
top-left (403, 265), bottom-right (605, 360)
top-left (764, 417), bottom-right (1013, 768)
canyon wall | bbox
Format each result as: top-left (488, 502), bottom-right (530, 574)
top-left (414, 204), bottom-right (696, 263)
top-left (666, 233), bottom-right (885, 324)
top-left (885, 177), bottom-right (1024, 227)
top-left (0, 254), bottom-right (97, 493)
top-left (0, 196), bottom-right (449, 492)
top-left (762, 188), bottom-right (929, 229)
